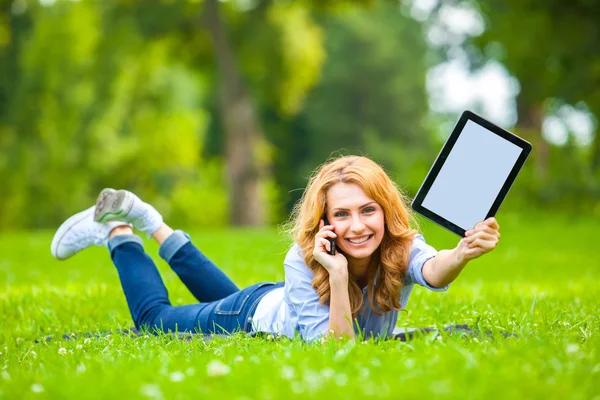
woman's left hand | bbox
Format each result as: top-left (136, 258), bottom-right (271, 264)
top-left (457, 217), bottom-right (501, 263)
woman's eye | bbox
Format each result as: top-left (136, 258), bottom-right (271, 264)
top-left (334, 211), bottom-right (348, 217)
top-left (362, 207), bottom-right (376, 213)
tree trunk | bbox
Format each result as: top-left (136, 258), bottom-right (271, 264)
top-left (204, 0), bottom-right (267, 226)
top-left (517, 96), bottom-right (547, 179)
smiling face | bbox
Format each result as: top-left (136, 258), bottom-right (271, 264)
top-left (325, 182), bottom-right (385, 264)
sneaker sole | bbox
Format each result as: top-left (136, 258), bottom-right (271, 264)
top-left (51, 206), bottom-right (95, 260)
top-left (94, 189), bottom-right (134, 223)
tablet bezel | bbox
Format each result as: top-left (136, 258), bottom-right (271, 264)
top-left (411, 110), bottom-right (532, 237)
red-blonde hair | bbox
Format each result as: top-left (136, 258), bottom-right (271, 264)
top-left (289, 155), bottom-right (418, 318)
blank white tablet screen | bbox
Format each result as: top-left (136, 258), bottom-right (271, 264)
top-left (421, 120), bottom-right (523, 231)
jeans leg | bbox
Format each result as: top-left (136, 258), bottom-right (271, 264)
top-left (158, 230), bottom-right (239, 303)
top-left (109, 235), bottom-right (174, 329)
top-left (109, 235), bottom-right (225, 333)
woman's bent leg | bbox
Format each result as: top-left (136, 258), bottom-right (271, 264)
top-left (158, 230), bottom-right (239, 303)
top-left (109, 234), bottom-right (209, 332)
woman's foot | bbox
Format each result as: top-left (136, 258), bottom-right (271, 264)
top-left (94, 188), bottom-right (163, 238)
top-left (51, 206), bottom-right (130, 260)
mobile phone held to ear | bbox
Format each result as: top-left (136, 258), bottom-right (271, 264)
top-left (323, 217), bottom-right (336, 255)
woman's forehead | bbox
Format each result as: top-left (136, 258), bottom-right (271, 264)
top-left (326, 183), bottom-right (375, 209)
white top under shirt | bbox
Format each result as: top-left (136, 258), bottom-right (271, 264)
top-left (250, 234), bottom-right (447, 342)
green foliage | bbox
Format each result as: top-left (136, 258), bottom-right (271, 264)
top-left (267, 1), bottom-right (432, 212)
top-left (0, 1), bottom-right (226, 229)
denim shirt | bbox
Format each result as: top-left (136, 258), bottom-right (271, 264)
top-left (281, 234), bottom-right (448, 342)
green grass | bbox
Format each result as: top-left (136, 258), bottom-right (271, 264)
top-left (1, 211), bottom-right (599, 399)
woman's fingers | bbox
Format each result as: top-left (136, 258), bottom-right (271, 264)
top-left (316, 231), bottom-right (337, 241)
top-left (318, 237), bottom-right (331, 253)
top-left (467, 237), bottom-right (497, 251)
top-left (465, 230), bottom-right (498, 243)
top-left (465, 225), bottom-right (500, 239)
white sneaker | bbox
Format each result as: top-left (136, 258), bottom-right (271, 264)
top-left (51, 206), bottom-right (130, 260)
top-left (94, 188), bottom-right (163, 237)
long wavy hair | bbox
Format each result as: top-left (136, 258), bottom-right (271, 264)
top-left (289, 155), bottom-right (418, 318)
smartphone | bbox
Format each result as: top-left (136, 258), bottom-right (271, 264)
top-left (323, 216), bottom-right (336, 255)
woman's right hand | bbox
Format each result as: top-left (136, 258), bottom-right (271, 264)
top-left (313, 219), bottom-right (348, 279)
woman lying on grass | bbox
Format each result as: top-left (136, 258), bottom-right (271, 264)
top-left (51, 155), bottom-right (500, 342)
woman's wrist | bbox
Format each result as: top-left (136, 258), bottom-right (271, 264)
top-left (329, 272), bottom-right (348, 286)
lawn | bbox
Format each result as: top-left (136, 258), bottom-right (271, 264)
top-left (0, 211), bottom-right (599, 399)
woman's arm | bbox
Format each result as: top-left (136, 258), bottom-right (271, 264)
top-left (422, 217), bottom-right (501, 288)
top-left (313, 219), bottom-right (355, 341)
top-left (328, 273), bottom-right (355, 340)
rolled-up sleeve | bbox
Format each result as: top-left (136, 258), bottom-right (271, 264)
top-left (405, 234), bottom-right (449, 292)
top-left (283, 246), bottom-right (330, 343)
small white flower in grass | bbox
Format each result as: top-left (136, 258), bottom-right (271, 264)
top-left (566, 344), bottom-right (579, 354)
top-left (169, 371), bottom-right (185, 382)
top-left (280, 366), bottom-right (295, 380)
top-left (472, 337), bottom-right (479, 343)
top-left (31, 383), bottom-right (44, 393)
top-left (76, 344), bottom-right (83, 350)
top-left (321, 368), bottom-right (334, 378)
top-left (1, 371), bottom-right (10, 380)
top-left (140, 383), bottom-right (163, 399)
top-left (58, 347), bottom-right (67, 355)
top-left (234, 356), bottom-right (244, 363)
top-left (267, 334), bottom-right (274, 341)
top-left (84, 338), bottom-right (91, 345)
top-left (206, 360), bottom-right (231, 377)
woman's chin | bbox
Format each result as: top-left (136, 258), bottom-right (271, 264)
top-left (342, 245), bottom-right (377, 260)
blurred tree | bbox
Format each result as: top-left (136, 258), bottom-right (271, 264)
top-left (0, 1), bottom-right (220, 229)
top-left (432, 0), bottom-right (600, 179)
top-left (204, 0), bottom-right (268, 226)
top-left (267, 1), bottom-right (432, 213)
top-left (0, 0), bottom-right (334, 228)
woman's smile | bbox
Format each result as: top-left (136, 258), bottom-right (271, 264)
top-left (346, 234), bottom-right (373, 245)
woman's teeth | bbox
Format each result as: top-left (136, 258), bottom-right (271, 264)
top-left (347, 235), bottom-right (370, 244)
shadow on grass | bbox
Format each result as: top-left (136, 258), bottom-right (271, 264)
top-left (36, 324), bottom-right (517, 343)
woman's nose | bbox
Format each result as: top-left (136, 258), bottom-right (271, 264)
top-left (350, 216), bottom-right (365, 233)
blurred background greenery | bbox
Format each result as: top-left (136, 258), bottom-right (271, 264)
top-left (0, 0), bottom-right (598, 230)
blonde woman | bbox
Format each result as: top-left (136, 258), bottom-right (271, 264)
top-left (51, 156), bottom-right (500, 342)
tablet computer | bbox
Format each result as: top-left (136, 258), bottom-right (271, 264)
top-left (411, 110), bottom-right (532, 237)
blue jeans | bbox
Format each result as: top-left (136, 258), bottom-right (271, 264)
top-left (107, 230), bottom-right (283, 335)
